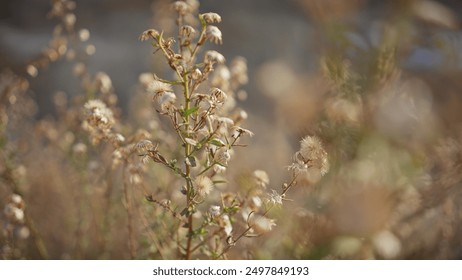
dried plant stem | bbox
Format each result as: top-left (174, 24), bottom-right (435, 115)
top-left (183, 74), bottom-right (195, 260)
top-left (122, 163), bottom-right (136, 259)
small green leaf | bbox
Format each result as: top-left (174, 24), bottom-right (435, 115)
top-left (209, 138), bottom-right (225, 147)
top-left (183, 106), bottom-right (199, 118)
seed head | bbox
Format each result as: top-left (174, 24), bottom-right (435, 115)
top-left (206, 25), bottom-right (223, 44)
top-left (205, 50), bottom-right (225, 64)
top-left (180, 25), bottom-right (196, 37)
top-left (298, 136), bottom-right (329, 176)
top-left (148, 80), bottom-right (173, 95)
top-left (195, 175), bottom-right (214, 197)
top-left (139, 29), bottom-right (159, 41)
top-left (253, 170), bottom-right (269, 188)
top-left (202, 12), bottom-right (222, 24)
top-left (172, 1), bottom-right (190, 15)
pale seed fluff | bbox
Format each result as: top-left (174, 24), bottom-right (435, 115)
top-left (84, 99), bottom-right (115, 127)
top-left (221, 215), bottom-right (233, 236)
top-left (206, 25), bottom-right (223, 44)
top-left (172, 1), bottom-right (190, 15)
top-left (299, 135), bottom-right (329, 176)
top-left (372, 230), bottom-right (401, 259)
top-left (195, 175), bottom-right (214, 197)
top-left (202, 12), bottom-right (222, 24)
top-left (253, 170), bottom-right (269, 188)
top-left (204, 50), bottom-right (225, 64)
top-left (267, 189), bottom-right (283, 206)
top-left (249, 213), bottom-right (276, 234)
top-left (209, 205), bottom-right (221, 217)
top-left (135, 139), bottom-right (154, 153)
top-left (148, 80), bottom-right (173, 95)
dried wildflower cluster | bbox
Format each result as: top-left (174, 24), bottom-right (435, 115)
top-left (26, 0), bottom-right (96, 78)
top-left (1, 194), bottom-right (30, 259)
top-left (135, 0), bottom-right (263, 259)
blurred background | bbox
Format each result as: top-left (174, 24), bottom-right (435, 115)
top-left (2, 0), bottom-right (462, 259)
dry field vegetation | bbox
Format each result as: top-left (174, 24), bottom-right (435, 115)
top-left (2, 0), bottom-right (462, 259)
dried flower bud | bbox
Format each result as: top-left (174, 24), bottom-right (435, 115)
top-left (206, 25), bottom-right (223, 44)
top-left (210, 87), bottom-right (227, 103)
top-left (72, 142), bottom-right (87, 155)
top-left (191, 68), bottom-right (202, 80)
top-left (253, 170), bottom-right (269, 188)
top-left (204, 50), bottom-right (225, 64)
top-left (148, 80), bottom-right (173, 95)
top-left (249, 214), bottom-right (276, 234)
top-left (209, 205), bottom-right (221, 217)
top-left (180, 25), bottom-right (196, 37)
top-left (172, 1), bottom-right (190, 15)
top-left (84, 99), bottom-right (115, 127)
top-left (139, 29), bottom-right (160, 41)
top-left (202, 12), bottom-right (222, 24)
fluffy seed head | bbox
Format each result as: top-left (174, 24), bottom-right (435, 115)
top-left (139, 29), bottom-right (159, 41)
top-left (195, 175), bottom-right (214, 196)
top-left (206, 25), bottom-right (223, 44)
top-left (298, 136), bottom-right (329, 176)
top-left (202, 12), bottom-right (222, 23)
top-left (253, 170), bottom-right (269, 188)
top-left (205, 50), bottom-right (225, 64)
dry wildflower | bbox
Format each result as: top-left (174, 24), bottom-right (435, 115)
top-left (202, 12), bottom-right (222, 24)
top-left (204, 50), bottom-right (225, 64)
top-left (72, 142), bottom-right (87, 155)
top-left (210, 87), bottom-right (227, 103)
top-left (149, 80), bottom-right (173, 95)
top-left (231, 56), bottom-right (248, 84)
top-left (209, 205), bottom-right (221, 217)
top-left (195, 175), bottom-right (214, 196)
top-left (267, 189), bottom-right (283, 206)
top-left (214, 164), bottom-right (227, 174)
top-left (298, 135), bottom-right (329, 176)
top-left (249, 214), bottom-right (276, 234)
top-left (253, 170), bottom-right (269, 188)
top-left (112, 149), bottom-right (123, 169)
top-left (220, 215), bottom-right (233, 236)
top-left (206, 25), bottom-right (223, 44)
top-left (232, 126), bottom-right (254, 138)
top-left (4, 204), bottom-right (24, 223)
top-left (10, 194), bottom-right (23, 206)
top-left (135, 139), bottom-right (154, 152)
top-left (139, 29), bottom-right (160, 41)
top-left (15, 226), bottom-right (30, 240)
top-left (191, 68), bottom-right (202, 80)
top-left (180, 25), bottom-right (196, 37)
top-left (172, 1), bottom-right (190, 15)
top-left (84, 99), bottom-right (115, 127)
top-left (249, 196), bottom-right (263, 211)
top-left (95, 72), bottom-right (113, 93)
